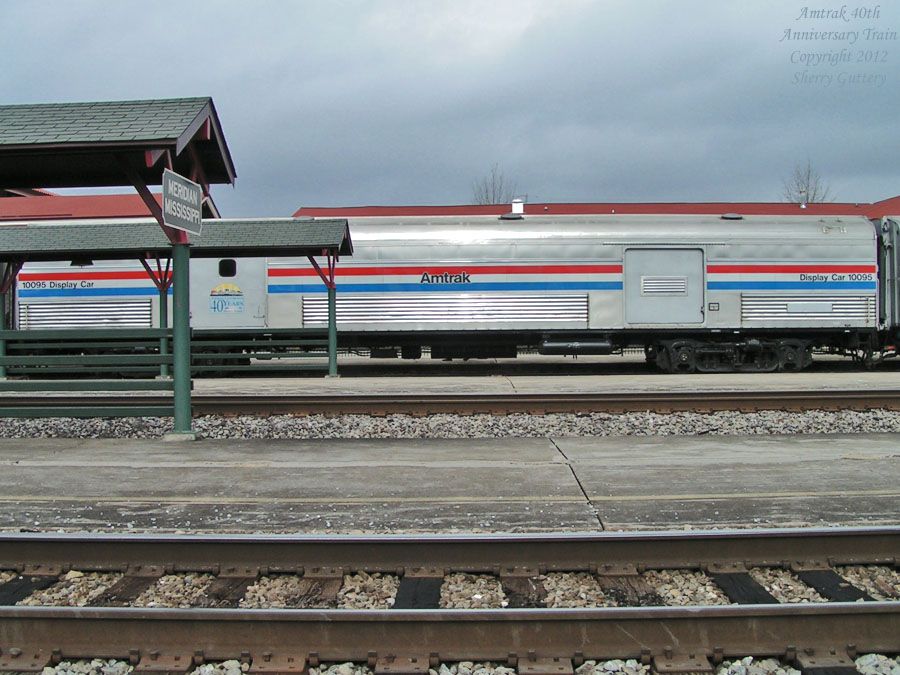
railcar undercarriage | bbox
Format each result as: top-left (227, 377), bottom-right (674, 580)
top-left (338, 325), bottom-right (898, 374)
top-left (647, 338), bottom-right (814, 373)
top-left (646, 331), bottom-right (897, 373)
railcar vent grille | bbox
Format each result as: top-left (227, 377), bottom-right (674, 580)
top-left (18, 301), bottom-right (153, 329)
top-left (302, 294), bottom-right (588, 326)
top-left (641, 276), bottom-right (688, 295)
top-left (741, 294), bottom-right (876, 324)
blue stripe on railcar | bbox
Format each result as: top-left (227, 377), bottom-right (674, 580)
top-left (707, 281), bottom-right (877, 290)
top-left (268, 281), bottom-right (624, 293)
top-left (18, 287), bottom-right (163, 298)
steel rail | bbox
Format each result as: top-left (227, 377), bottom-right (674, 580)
top-left (4, 389), bottom-right (900, 415)
top-left (1, 528), bottom-right (897, 573)
top-left (2, 603), bottom-right (899, 664)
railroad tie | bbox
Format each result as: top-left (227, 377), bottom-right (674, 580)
top-left (596, 564), bottom-right (664, 606)
top-left (202, 567), bottom-right (259, 608)
top-left (393, 567), bottom-right (443, 609)
top-left (296, 566), bottom-right (343, 606)
top-left (499, 566), bottom-right (547, 608)
top-left (88, 564), bottom-right (164, 606)
top-left (0, 565), bottom-right (61, 606)
top-left (709, 572), bottom-right (778, 604)
top-left (793, 567), bottom-right (875, 602)
top-left (794, 649), bottom-right (860, 675)
top-left (246, 653), bottom-right (307, 675)
top-left (706, 563), bottom-right (778, 604)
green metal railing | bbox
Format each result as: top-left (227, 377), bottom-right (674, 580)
top-left (0, 325), bottom-right (336, 418)
top-left (190, 328), bottom-right (332, 375)
top-left (0, 323), bottom-right (337, 418)
top-left (0, 328), bottom-right (175, 418)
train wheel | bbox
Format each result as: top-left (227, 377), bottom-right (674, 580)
top-left (852, 347), bottom-right (876, 369)
top-left (777, 340), bottom-right (812, 371)
top-left (666, 341), bottom-right (697, 373)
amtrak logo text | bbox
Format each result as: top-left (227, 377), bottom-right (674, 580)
top-left (420, 271), bottom-right (471, 284)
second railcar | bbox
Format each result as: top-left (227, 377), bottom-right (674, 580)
top-left (257, 213), bottom-right (894, 371)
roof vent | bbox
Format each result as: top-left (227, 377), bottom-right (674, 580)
top-left (500, 198), bottom-right (525, 220)
top-left (721, 213), bottom-right (743, 220)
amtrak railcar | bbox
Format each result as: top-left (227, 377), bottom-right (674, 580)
top-left (14, 213), bottom-right (900, 372)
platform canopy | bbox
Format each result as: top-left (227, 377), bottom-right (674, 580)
top-left (0, 217), bottom-right (352, 263)
top-left (0, 97), bottom-right (235, 189)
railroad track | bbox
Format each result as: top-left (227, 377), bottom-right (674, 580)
top-left (1, 528), bottom-right (899, 671)
top-left (5, 389), bottom-right (900, 416)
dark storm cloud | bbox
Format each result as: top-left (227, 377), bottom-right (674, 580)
top-left (3, 1), bottom-right (898, 215)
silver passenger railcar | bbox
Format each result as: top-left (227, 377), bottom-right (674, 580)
top-left (260, 213), bottom-right (897, 371)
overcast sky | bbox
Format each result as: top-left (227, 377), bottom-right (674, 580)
top-left (4, 1), bottom-right (899, 216)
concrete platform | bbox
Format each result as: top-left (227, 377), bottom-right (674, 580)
top-left (190, 354), bottom-right (900, 396)
top-left (0, 433), bottom-right (897, 533)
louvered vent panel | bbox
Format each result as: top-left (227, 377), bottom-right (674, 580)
top-left (641, 276), bottom-right (687, 295)
top-left (302, 294), bottom-right (588, 326)
top-left (18, 301), bottom-right (153, 329)
top-left (741, 295), bottom-right (875, 323)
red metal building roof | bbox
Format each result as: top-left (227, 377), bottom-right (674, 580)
top-left (0, 193), bottom-right (158, 221)
top-left (294, 196), bottom-right (900, 220)
top-left (0, 192), bottom-right (222, 222)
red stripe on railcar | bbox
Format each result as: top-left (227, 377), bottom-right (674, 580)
top-left (19, 271), bottom-right (152, 281)
top-left (707, 265), bottom-right (876, 274)
top-left (268, 264), bottom-right (623, 277)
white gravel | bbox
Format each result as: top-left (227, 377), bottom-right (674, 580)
top-left (835, 565), bottom-right (900, 601)
top-left (432, 665), bottom-right (517, 675)
top-left (310, 664), bottom-right (372, 675)
top-left (1, 408), bottom-right (900, 438)
top-left (641, 569), bottom-right (733, 605)
top-left (189, 662), bottom-right (248, 675)
top-left (41, 660), bottom-right (132, 675)
top-left (541, 572), bottom-right (617, 608)
top-left (240, 574), bottom-right (326, 609)
top-left (132, 573), bottom-right (215, 608)
top-left (856, 654), bottom-right (900, 675)
top-left (716, 657), bottom-right (799, 675)
top-left (17, 570), bottom-right (122, 607)
top-left (748, 568), bottom-right (827, 603)
top-left (576, 660), bottom-right (650, 675)
top-left (440, 573), bottom-right (508, 608)
top-left (337, 571), bottom-right (400, 609)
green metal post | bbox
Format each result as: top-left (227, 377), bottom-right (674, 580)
top-left (328, 285), bottom-right (337, 376)
top-left (172, 243), bottom-right (192, 433)
top-left (0, 290), bottom-right (5, 379)
top-left (159, 287), bottom-right (170, 379)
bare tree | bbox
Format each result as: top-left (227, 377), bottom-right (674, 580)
top-left (782, 159), bottom-right (834, 204)
top-left (472, 163), bottom-right (518, 205)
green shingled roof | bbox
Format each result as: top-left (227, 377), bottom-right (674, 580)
top-left (0, 97), bottom-right (236, 188)
top-left (0, 218), bottom-right (352, 262)
top-left (0, 98), bottom-right (213, 146)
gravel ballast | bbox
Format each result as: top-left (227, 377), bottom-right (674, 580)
top-left (1, 409), bottom-right (900, 439)
top-left (33, 656), bottom-right (900, 675)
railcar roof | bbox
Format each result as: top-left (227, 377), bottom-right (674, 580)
top-left (0, 217), bottom-right (352, 262)
top-left (295, 197), bottom-right (900, 219)
top-left (344, 213), bottom-right (873, 225)
top-left (342, 213), bottom-right (877, 241)
top-left (348, 215), bottom-right (873, 237)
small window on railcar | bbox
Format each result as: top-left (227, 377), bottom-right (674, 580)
top-left (219, 259), bottom-right (237, 277)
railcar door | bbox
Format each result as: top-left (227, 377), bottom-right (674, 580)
top-left (190, 257), bottom-right (268, 328)
top-left (624, 248), bottom-right (704, 324)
